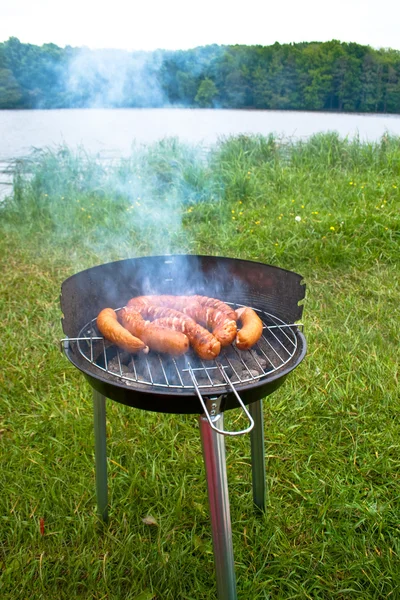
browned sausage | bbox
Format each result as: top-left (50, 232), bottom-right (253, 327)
top-left (183, 305), bottom-right (237, 347)
top-left (235, 307), bottom-right (264, 350)
top-left (119, 307), bottom-right (189, 356)
top-left (127, 295), bottom-right (237, 347)
top-left (191, 295), bottom-right (237, 321)
top-left (127, 304), bottom-right (221, 360)
top-left (96, 308), bottom-right (148, 354)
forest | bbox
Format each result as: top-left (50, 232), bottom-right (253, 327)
top-left (1, 36), bottom-right (400, 113)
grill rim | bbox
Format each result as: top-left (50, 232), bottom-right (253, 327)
top-left (60, 254), bottom-right (307, 413)
top-left (63, 329), bottom-right (306, 413)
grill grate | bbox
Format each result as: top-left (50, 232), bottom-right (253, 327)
top-left (64, 304), bottom-right (302, 393)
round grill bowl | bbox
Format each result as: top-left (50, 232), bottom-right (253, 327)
top-left (60, 255), bottom-right (306, 414)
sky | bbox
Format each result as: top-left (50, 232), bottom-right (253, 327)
top-left (1, 0), bottom-right (400, 52)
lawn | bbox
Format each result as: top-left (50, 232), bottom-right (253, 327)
top-left (0, 133), bottom-right (399, 599)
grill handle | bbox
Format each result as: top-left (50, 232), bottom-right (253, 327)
top-left (188, 363), bottom-right (255, 437)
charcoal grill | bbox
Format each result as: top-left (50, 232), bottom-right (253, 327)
top-left (60, 254), bottom-right (306, 600)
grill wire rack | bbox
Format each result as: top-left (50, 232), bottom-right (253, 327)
top-left (62, 304), bottom-right (303, 394)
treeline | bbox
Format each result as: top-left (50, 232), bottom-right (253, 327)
top-left (1, 36), bottom-right (400, 113)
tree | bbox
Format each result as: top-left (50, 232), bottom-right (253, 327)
top-left (0, 68), bottom-right (23, 108)
top-left (195, 78), bottom-right (218, 107)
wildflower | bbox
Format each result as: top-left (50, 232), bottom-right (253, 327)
top-left (349, 181), bottom-right (353, 185)
top-left (232, 216), bottom-right (236, 220)
top-left (330, 226), bottom-right (335, 231)
top-left (238, 200), bottom-right (243, 204)
top-left (295, 216), bottom-right (301, 222)
top-left (187, 207), bottom-right (193, 213)
top-left (239, 211), bottom-right (243, 216)
top-left (393, 184), bottom-right (397, 188)
top-left (301, 205), bottom-right (305, 209)
top-left (255, 220), bottom-right (261, 225)
top-left (274, 243), bottom-right (279, 246)
top-left (231, 210), bottom-right (235, 214)
top-left (278, 216), bottom-right (282, 220)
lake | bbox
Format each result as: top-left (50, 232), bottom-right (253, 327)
top-left (1, 108), bottom-right (400, 196)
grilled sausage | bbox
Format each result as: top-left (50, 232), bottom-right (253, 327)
top-left (191, 295), bottom-right (237, 322)
top-left (127, 295), bottom-right (237, 347)
top-left (235, 307), bottom-right (264, 350)
top-left (96, 308), bottom-right (148, 354)
top-left (119, 308), bottom-right (189, 356)
top-left (183, 305), bottom-right (237, 347)
top-left (128, 304), bottom-right (221, 360)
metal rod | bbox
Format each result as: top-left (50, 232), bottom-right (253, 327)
top-left (93, 390), bottom-right (108, 522)
top-left (199, 403), bottom-right (237, 600)
top-left (249, 400), bottom-right (267, 512)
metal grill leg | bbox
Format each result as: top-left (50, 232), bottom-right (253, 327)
top-left (249, 400), bottom-right (267, 512)
top-left (199, 412), bottom-right (237, 600)
top-left (93, 390), bottom-right (108, 522)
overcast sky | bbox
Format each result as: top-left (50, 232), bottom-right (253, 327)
top-left (1, 0), bottom-right (399, 52)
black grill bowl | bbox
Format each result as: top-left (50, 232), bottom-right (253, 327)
top-left (60, 255), bottom-right (306, 414)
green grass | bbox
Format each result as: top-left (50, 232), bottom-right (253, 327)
top-left (0, 133), bottom-right (400, 599)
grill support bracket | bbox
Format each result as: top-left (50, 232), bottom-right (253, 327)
top-left (92, 390), bottom-right (268, 599)
top-left (199, 409), bottom-right (237, 599)
top-left (93, 390), bottom-right (108, 522)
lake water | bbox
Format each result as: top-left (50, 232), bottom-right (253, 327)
top-left (1, 108), bottom-right (400, 196)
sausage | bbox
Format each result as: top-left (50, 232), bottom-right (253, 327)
top-left (150, 317), bottom-right (221, 361)
top-left (129, 294), bottom-right (237, 322)
top-left (191, 295), bottom-right (237, 322)
top-left (128, 304), bottom-right (221, 360)
top-left (235, 307), bottom-right (264, 350)
top-left (96, 308), bottom-right (148, 354)
top-left (119, 307), bottom-right (189, 356)
top-left (127, 295), bottom-right (237, 347)
top-left (183, 305), bottom-right (237, 347)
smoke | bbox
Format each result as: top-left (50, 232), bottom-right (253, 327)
top-left (65, 48), bottom-right (167, 108)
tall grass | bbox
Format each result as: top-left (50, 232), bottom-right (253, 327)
top-left (0, 134), bottom-right (399, 599)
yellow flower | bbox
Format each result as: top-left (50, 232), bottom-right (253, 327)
top-left (231, 210), bottom-right (235, 214)
top-left (393, 184), bottom-right (397, 189)
top-left (187, 207), bottom-right (193, 213)
top-left (255, 220), bottom-right (261, 225)
top-left (330, 226), bottom-right (335, 231)
top-left (232, 216), bottom-right (236, 220)
top-left (238, 200), bottom-right (243, 204)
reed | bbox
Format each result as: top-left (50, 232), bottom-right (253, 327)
top-left (0, 134), bottom-right (399, 599)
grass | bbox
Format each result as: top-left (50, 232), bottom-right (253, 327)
top-left (0, 133), bottom-right (399, 599)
